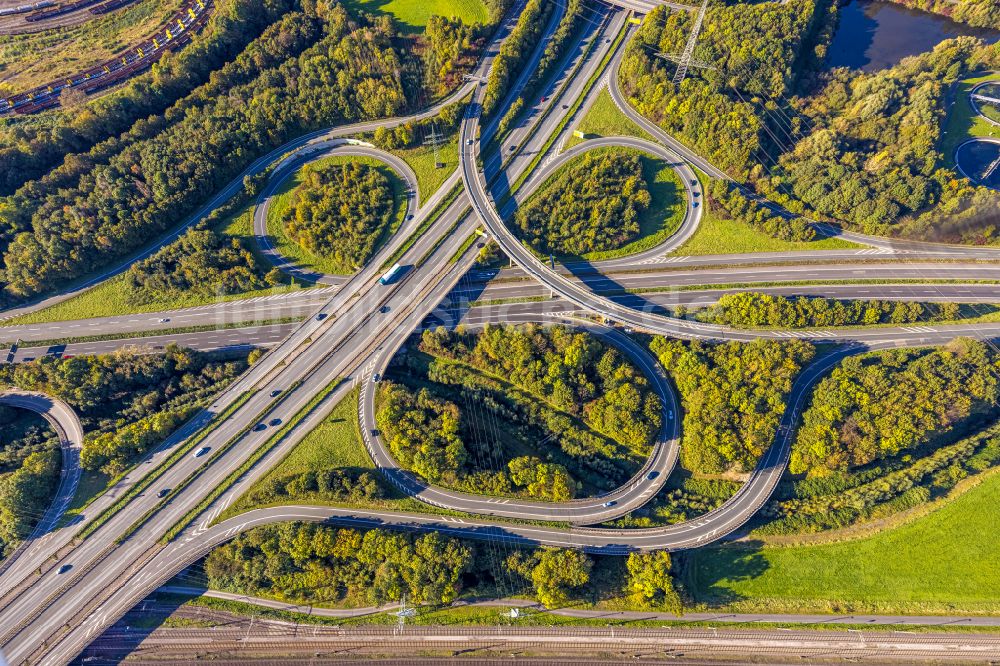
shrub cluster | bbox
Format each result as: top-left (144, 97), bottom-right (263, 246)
top-left (708, 181), bottom-right (814, 242)
top-left (125, 225), bottom-right (279, 301)
top-left (759, 425), bottom-right (1000, 534)
top-left (516, 150), bottom-right (652, 255)
top-left (790, 339), bottom-right (1000, 476)
top-left (205, 522), bottom-right (684, 612)
top-left (650, 337), bottom-right (814, 473)
top-left (375, 325), bottom-right (661, 498)
top-left (698, 292), bottom-right (969, 329)
top-left (283, 161), bottom-right (395, 272)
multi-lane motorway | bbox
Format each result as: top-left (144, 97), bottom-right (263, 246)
top-left (0, 2), bottom-right (999, 664)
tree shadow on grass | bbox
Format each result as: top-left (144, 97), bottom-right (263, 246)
top-left (681, 540), bottom-right (770, 608)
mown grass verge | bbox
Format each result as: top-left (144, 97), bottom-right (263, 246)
top-left (391, 134), bottom-right (461, 199)
top-left (682, 470), bottom-right (1000, 615)
top-left (564, 87), bottom-right (653, 149)
top-left (1, 318), bottom-right (301, 351)
top-left (674, 193), bottom-right (863, 255)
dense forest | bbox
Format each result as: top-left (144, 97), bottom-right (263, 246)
top-left (650, 337), bottom-right (814, 473)
top-left (375, 325), bottom-right (661, 497)
top-left (698, 292), bottom-right (972, 328)
top-left (0, 5), bottom-right (413, 305)
top-left (771, 38), bottom-right (1000, 241)
top-left (619, 0), bottom-right (828, 179)
top-left (1, 5), bottom-right (407, 303)
top-left (0, 0), bottom-right (522, 305)
top-left (515, 150), bottom-right (652, 255)
top-left (283, 161), bottom-right (396, 272)
top-left (0, 0), bottom-right (306, 197)
top-left (125, 225), bottom-right (280, 302)
top-left (0, 347), bottom-right (248, 476)
top-left (885, 0), bottom-right (1000, 27)
top-left (790, 339), bottom-right (1000, 477)
top-left (0, 408), bottom-right (60, 556)
top-left (621, 0), bottom-right (1000, 242)
top-left (204, 522), bottom-right (682, 611)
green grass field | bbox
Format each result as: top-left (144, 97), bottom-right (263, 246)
top-left (265, 155), bottom-right (406, 277)
top-left (942, 72), bottom-right (1000, 162)
top-left (341, 0), bottom-right (487, 33)
top-left (258, 386), bottom-right (372, 477)
top-left (565, 88), bottom-right (653, 149)
top-left (60, 469), bottom-right (112, 525)
top-left (684, 471), bottom-right (1000, 615)
top-left (675, 191), bottom-right (862, 256)
top-left (223, 386), bottom-right (375, 519)
top-left (391, 133), bottom-right (459, 201)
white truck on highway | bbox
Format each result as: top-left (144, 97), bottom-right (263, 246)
top-left (379, 263), bottom-right (406, 285)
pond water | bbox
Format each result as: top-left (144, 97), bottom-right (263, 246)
top-left (826, 0), bottom-right (1000, 73)
top-left (954, 139), bottom-right (1000, 189)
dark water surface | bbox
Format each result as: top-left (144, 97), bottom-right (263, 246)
top-left (826, 0), bottom-right (1000, 73)
top-left (955, 140), bottom-right (1000, 188)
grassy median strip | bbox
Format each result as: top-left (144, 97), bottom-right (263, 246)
top-left (504, 17), bottom-right (626, 200)
top-left (113, 381), bottom-right (302, 544)
top-left (78, 390), bottom-right (257, 540)
top-left (449, 232), bottom-right (481, 264)
top-left (416, 213), bottom-right (471, 268)
top-left (468, 296), bottom-right (547, 307)
top-left (379, 184), bottom-right (464, 272)
top-left (0, 318), bottom-right (303, 351)
top-left (160, 378), bottom-right (343, 543)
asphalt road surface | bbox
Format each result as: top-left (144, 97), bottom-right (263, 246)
top-left (3, 5), bottom-right (1000, 665)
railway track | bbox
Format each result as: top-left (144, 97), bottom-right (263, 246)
top-left (0, 0), bottom-right (210, 114)
top-left (78, 617), bottom-right (1000, 664)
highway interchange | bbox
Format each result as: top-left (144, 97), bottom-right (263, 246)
top-left (1, 1), bottom-right (1000, 663)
